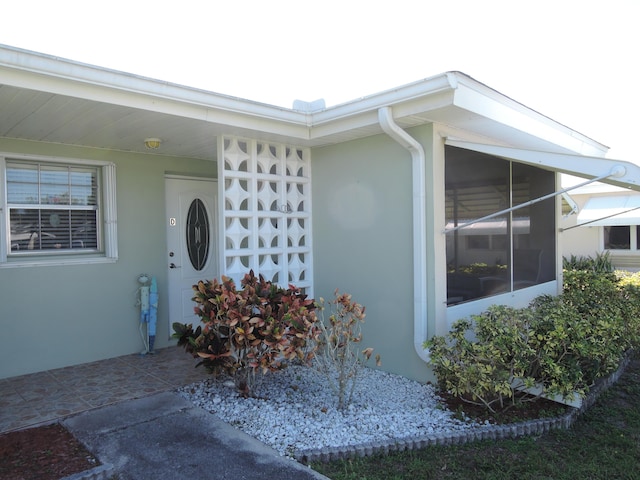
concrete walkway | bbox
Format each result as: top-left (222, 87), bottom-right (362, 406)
top-left (2, 348), bottom-right (328, 479)
top-left (63, 391), bottom-right (328, 480)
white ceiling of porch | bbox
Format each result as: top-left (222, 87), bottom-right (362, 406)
top-left (0, 85), bottom-right (222, 160)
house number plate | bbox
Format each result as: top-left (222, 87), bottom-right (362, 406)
top-left (169, 217), bottom-right (177, 226)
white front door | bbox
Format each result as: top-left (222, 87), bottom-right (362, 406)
top-left (165, 177), bottom-right (218, 337)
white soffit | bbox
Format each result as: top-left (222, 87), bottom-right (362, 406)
top-left (577, 195), bottom-right (640, 226)
top-left (445, 140), bottom-right (640, 192)
top-left (451, 80), bottom-right (607, 157)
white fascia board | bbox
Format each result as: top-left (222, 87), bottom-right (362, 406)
top-left (308, 74), bottom-right (456, 140)
top-left (308, 94), bottom-right (458, 143)
top-left (309, 72), bottom-right (610, 151)
top-left (0, 64), bottom-right (311, 141)
top-left (0, 45), bottom-right (312, 140)
top-left (447, 140), bottom-right (640, 192)
top-left (451, 74), bottom-right (609, 157)
top-left (311, 73), bottom-right (454, 124)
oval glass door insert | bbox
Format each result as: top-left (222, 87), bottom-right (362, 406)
top-left (186, 198), bottom-right (210, 271)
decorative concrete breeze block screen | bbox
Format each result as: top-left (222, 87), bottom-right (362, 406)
top-left (219, 136), bottom-right (313, 294)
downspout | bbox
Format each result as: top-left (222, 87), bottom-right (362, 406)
top-left (378, 106), bottom-right (430, 362)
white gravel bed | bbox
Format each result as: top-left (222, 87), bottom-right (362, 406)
top-left (179, 365), bottom-right (482, 458)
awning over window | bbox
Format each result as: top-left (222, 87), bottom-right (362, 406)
top-left (576, 195), bottom-right (640, 226)
top-left (445, 139), bottom-right (640, 193)
top-left (444, 139), bottom-right (640, 233)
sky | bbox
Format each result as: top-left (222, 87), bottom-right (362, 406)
top-left (1, 0), bottom-right (639, 161)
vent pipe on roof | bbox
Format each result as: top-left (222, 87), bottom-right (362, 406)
top-left (292, 99), bottom-right (326, 112)
top-left (378, 106), bottom-right (430, 363)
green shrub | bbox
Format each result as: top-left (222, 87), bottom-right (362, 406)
top-left (561, 270), bottom-right (628, 381)
top-left (562, 251), bottom-right (614, 273)
top-left (173, 270), bottom-right (319, 396)
top-left (427, 265), bottom-right (640, 414)
top-left (616, 270), bottom-right (640, 349)
top-left (426, 306), bottom-right (537, 412)
top-left (527, 295), bottom-right (590, 399)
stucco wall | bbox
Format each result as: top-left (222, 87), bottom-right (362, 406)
top-left (561, 226), bottom-right (601, 259)
top-left (560, 194), bottom-right (601, 259)
top-left (311, 126), bottom-right (434, 383)
top-left (0, 138), bottom-right (216, 379)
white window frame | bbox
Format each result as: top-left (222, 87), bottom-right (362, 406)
top-left (0, 153), bottom-right (117, 268)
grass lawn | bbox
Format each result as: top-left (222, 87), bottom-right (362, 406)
top-left (312, 354), bottom-right (640, 480)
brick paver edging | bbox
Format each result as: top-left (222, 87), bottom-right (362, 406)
top-left (295, 353), bottom-right (633, 464)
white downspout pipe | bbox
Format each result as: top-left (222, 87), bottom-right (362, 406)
top-left (378, 107), bottom-right (430, 362)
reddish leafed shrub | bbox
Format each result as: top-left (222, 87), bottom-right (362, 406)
top-left (173, 270), bottom-right (320, 396)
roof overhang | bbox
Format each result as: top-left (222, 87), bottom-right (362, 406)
top-left (0, 44), bottom-right (611, 162)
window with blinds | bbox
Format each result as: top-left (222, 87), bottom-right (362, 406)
top-left (7, 161), bottom-right (100, 253)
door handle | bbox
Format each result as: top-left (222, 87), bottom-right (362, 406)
top-left (169, 262), bottom-right (181, 269)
